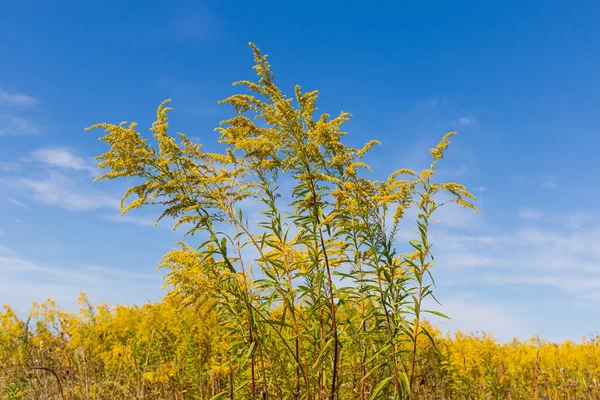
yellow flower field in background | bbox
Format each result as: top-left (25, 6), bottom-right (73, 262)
top-left (1, 295), bottom-right (599, 399)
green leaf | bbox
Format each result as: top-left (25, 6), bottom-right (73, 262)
top-left (209, 380), bottom-right (251, 400)
top-left (312, 337), bottom-right (334, 370)
top-left (365, 343), bottom-right (391, 365)
top-left (369, 376), bottom-right (394, 399)
top-left (265, 319), bottom-right (292, 328)
top-left (409, 240), bottom-right (422, 251)
top-left (220, 237), bottom-right (227, 256)
top-left (423, 309), bottom-right (449, 319)
top-left (246, 341), bottom-right (257, 359)
top-left (420, 325), bottom-right (438, 347)
top-left (364, 362), bottom-right (386, 381)
top-left (209, 391), bottom-right (228, 400)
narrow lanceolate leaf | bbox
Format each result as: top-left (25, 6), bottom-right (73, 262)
top-left (265, 319), bottom-right (292, 328)
top-left (364, 363), bottom-right (388, 381)
top-left (369, 376), bottom-right (394, 400)
top-left (311, 337), bottom-right (335, 370)
top-left (422, 309), bottom-right (449, 319)
top-left (246, 341), bottom-right (257, 359)
top-left (209, 391), bottom-right (228, 400)
top-left (364, 343), bottom-right (391, 365)
top-left (209, 380), bottom-right (251, 400)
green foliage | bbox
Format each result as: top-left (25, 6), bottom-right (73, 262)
top-left (3, 384), bottom-right (24, 400)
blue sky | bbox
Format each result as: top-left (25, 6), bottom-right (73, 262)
top-left (1, 1), bottom-right (600, 342)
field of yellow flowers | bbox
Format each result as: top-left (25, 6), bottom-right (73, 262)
top-left (1, 294), bottom-right (599, 399)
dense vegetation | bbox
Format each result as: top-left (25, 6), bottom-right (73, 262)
top-left (2, 44), bottom-right (597, 399)
top-left (1, 296), bottom-right (599, 399)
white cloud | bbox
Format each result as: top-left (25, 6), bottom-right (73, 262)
top-left (515, 227), bottom-right (600, 271)
top-left (22, 172), bottom-right (119, 211)
top-left (83, 264), bottom-right (157, 280)
top-left (565, 212), bottom-right (595, 230)
top-left (420, 97), bottom-right (448, 110)
top-left (0, 89), bottom-right (38, 108)
top-left (541, 176), bottom-right (559, 189)
top-left (512, 176), bottom-right (525, 184)
top-left (0, 252), bottom-right (95, 284)
top-left (0, 161), bottom-right (20, 172)
top-left (438, 165), bottom-right (468, 179)
top-left (0, 246), bottom-right (161, 312)
top-left (103, 214), bottom-right (157, 227)
top-left (435, 223), bottom-right (600, 303)
top-left (0, 115), bottom-right (41, 136)
top-left (457, 116), bottom-right (475, 126)
top-left (27, 147), bottom-right (97, 175)
top-left (6, 198), bottom-right (31, 210)
top-left (485, 274), bottom-right (600, 294)
top-left (430, 296), bottom-right (533, 342)
top-left (443, 253), bottom-right (505, 268)
top-left (431, 200), bottom-right (480, 229)
top-left (433, 233), bottom-right (512, 256)
top-left (518, 208), bottom-right (544, 220)
top-left (175, 5), bottom-right (218, 40)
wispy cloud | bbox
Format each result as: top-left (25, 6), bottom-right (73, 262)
top-left (541, 176), bottom-right (559, 189)
top-left (435, 222), bottom-right (600, 301)
top-left (485, 274), bottom-right (600, 294)
top-left (511, 175), bottom-right (560, 189)
top-left (27, 147), bottom-right (97, 175)
top-left (0, 88), bottom-right (38, 108)
top-left (6, 198), bottom-right (31, 210)
top-left (439, 165), bottom-right (468, 179)
top-left (457, 116), bottom-right (475, 126)
top-left (0, 161), bottom-right (20, 172)
top-left (565, 212), bottom-right (595, 230)
top-left (431, 195), bottom-right (480, 229)
top-left (0, 246), bottom-right (161, 312)
top-left (443, 253), bottom-right (505, 268)
top-left (103, 214), bottom-right (157, 227)
top-left (0, 115), bottom-right (41, 136)
top-left (431, 295), bottom-right (533, 341)
top-left (83, 264), bottom-right (157, 280)
top-left (21, 172), bottom-right (119, 211)
top-left (419, 97), bottom-right (448, 111)
top-left (174, 5), bottom-right (219, 40)
top-left (518, 208), bottom-right (544, 220)
top-left (512, 176), bottom-right (525, 184)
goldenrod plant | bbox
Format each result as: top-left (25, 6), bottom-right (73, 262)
top-left (83, 43), bottom-right (475, 399)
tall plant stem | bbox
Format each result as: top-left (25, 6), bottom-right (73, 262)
top-left (306, 175), bottom-right (339, 399)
